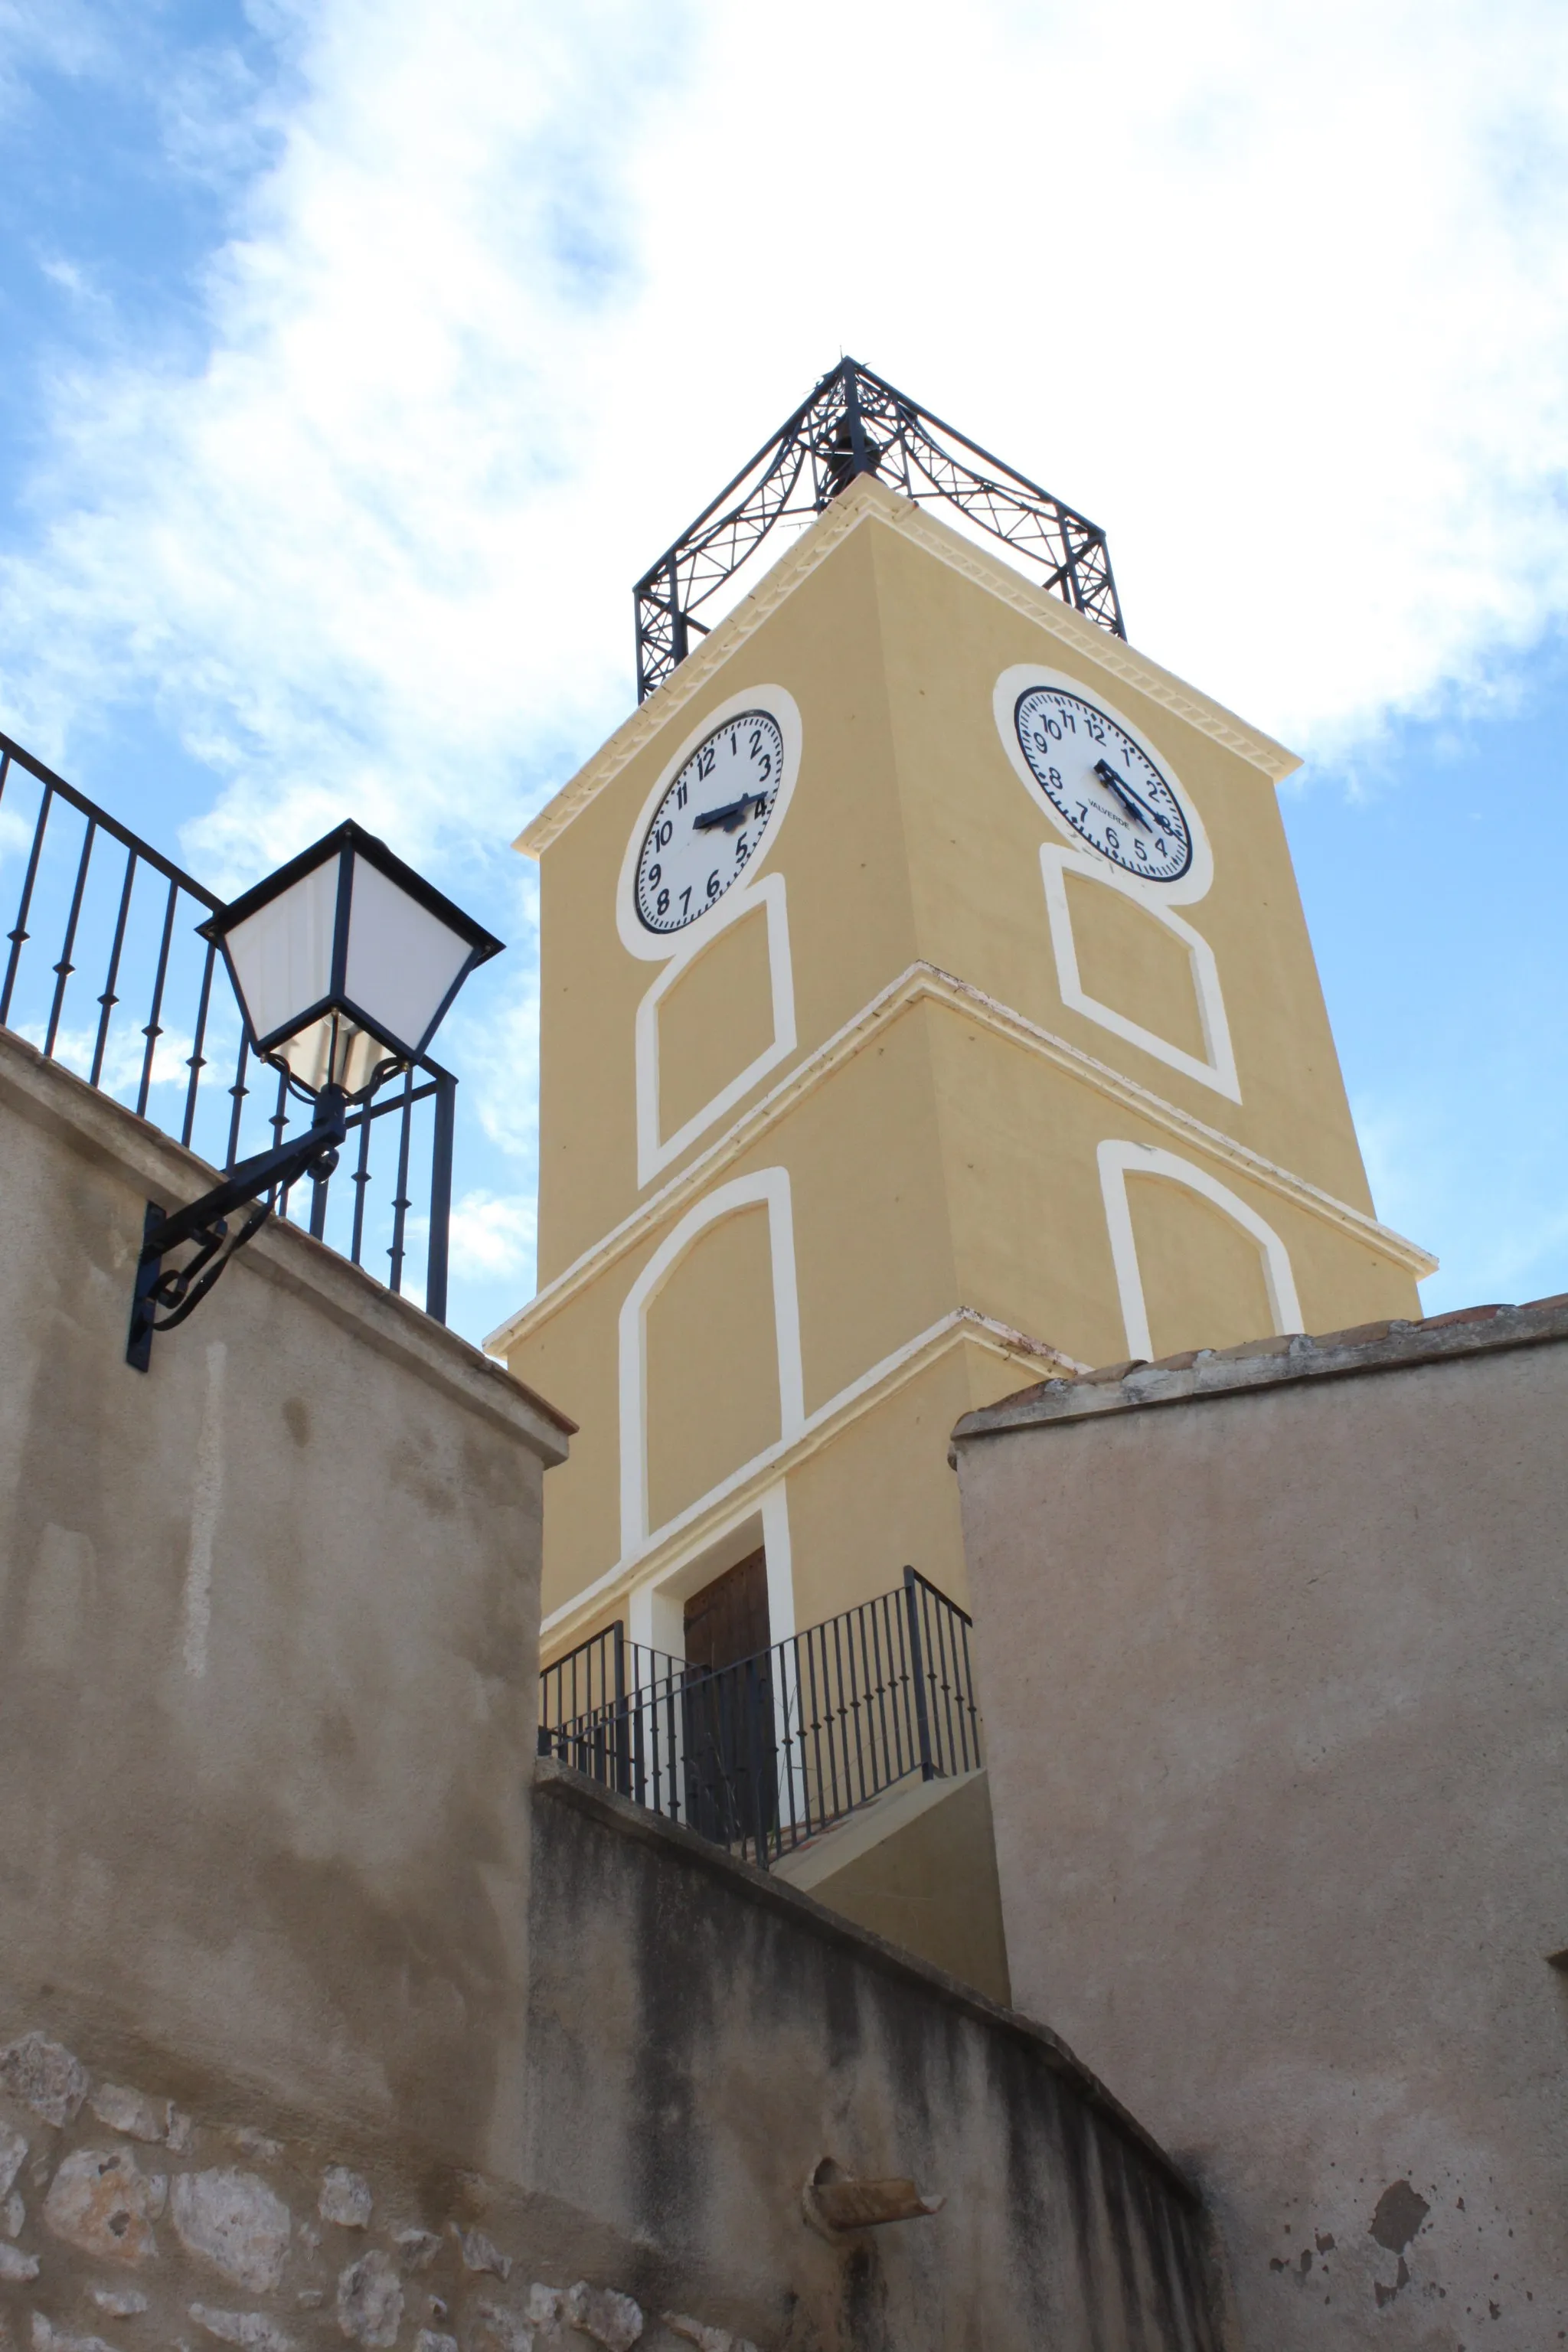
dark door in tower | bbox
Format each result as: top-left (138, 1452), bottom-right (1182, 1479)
top-left (682, 1547), bottom-right (776, 1851)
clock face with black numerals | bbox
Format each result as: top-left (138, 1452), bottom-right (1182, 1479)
top-left (1013, 684), bottom-right (1194, 884)
top-left (635, 710), bottom-right (785, 935)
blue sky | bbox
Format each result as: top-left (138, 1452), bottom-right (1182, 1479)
top-left (1, 0), bottom-right (1566, 1342)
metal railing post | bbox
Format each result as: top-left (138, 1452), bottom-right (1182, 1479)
top-left (903, 1566), bottom-right (936, 1782)
top-left (612, 1619), bottom-right (629, 1798)
top-left (424, 1067), bottom-right (456, 1323)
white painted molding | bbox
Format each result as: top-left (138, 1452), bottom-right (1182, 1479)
top-left (627, 1478), bottom-right (797, 1660)
top-left (516, 477), bottom-right (1298, 859)
top-left (1040, 848), bottom-right (1240, 1102)
top-left (488, 962), bottom-right (1434, 1357)
top-left (616, 1168), bottom-right (804, 1562)
top-left (995, 662), bottom-right (1215, 904)
top-left (635, 874), bottom-right (797, 1188)
top-left (546, 1302), bottom-right (1080, 1651)
top-left (613, 684), bottom-right (802, 962)
top-left (1097, 1137), bottom-right (1304, 1364)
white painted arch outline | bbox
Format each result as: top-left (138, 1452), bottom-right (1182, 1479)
top-left (1041, 847), bottom-right (1240, 1102)
top-left (1097, 1138), bottom-right (1303, 1364)
top-left (635, 874), bottom-right (796, 1189)
top-left (618, 1168), bottom-right (804, 1561)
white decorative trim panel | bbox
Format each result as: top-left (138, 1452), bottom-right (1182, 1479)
top-left (1097, 1138), bottom-right (1304, 1363)
top-left (635, 874), bottom-right (796, 1189)
top-left (1041, 848), bottom-right (1240, 1102)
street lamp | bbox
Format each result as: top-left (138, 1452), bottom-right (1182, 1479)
top-left (127, 822), bottom-right (502, 1369)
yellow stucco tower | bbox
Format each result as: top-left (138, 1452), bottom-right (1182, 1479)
top-left (489, 384), bottom-right (1432, 1691)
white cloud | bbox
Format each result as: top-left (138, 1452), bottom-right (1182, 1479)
top-left (3, 0), bottom-right (1566, 882)
top-left (445, 1187), bottom-right (537, 1280)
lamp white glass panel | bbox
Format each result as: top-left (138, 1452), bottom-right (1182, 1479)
top-left (343, 858), bottom-right (472, 1057)
top-left (272, 1015), bottom-right (387, 1097)
top-left (224, 860), bottom-right (338, 1047)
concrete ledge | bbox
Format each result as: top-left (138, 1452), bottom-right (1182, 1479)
top-left (532, 1755), bottom-right (1199, 2208)
top-left (951, 1295), bottom-right (1568, 1446)
top-left (0, 1022), bottom-right (573, 1462)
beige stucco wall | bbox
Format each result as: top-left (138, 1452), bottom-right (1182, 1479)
top-left (0, 1027), bottom-right (569, 2179)
top-left (952, 1303), bottom-right (1568, 2347)
top-left (500, 475), bottom-right (1428, 1679)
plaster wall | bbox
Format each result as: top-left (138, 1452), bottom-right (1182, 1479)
top-left (524, 1762), bottom-right (1225, 2352)
top-left (952, 1304), bottom-right (1568, 2348)
top-left (0, 1027), bottom-right (568, 2179)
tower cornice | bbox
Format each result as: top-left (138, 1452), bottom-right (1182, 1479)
top-left (515, 477), bottom-right (1300, 862)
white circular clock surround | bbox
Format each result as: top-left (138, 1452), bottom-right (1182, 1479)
top-left (992, 664), bottom-right (1213, 903)
top-left (616, 686), bottom-right (802, 959)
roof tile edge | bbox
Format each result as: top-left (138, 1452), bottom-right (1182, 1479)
top-left (951, 1294), bottom-right (1568, 1445)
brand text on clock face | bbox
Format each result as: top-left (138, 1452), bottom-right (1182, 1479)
top-left (1014, 688), bottom-right (1192, 881)
top-left (636, 711), bottom-right (786, 933)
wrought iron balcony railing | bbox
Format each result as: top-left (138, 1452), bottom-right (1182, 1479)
top-left (0, 730), bottom-right (457, 1321)
top-left (537, 1568), bottom-right (983, 1871)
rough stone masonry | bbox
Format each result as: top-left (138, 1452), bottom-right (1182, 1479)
top-left (0, 2030), bottom-right (751, 2352)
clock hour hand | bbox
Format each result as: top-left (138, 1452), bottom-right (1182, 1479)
top-left (1093, 758), bottom-right (1176, 838)
top-left (694, 792), bottom-right (766, 835)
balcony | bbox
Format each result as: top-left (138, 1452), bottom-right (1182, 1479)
top-left (537, 1567), bottom-right (983, 1874)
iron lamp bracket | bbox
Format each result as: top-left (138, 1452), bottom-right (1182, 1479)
top-left (126, 1084), bottom-right (350, 1370)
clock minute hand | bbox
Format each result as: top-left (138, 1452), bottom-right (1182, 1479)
top-left (1093, 758), bottom-right (1155, 831)
top-left (1094, 757), bottom-right (1179, 838)
top-left (694, 792), bottom-right (764, 835)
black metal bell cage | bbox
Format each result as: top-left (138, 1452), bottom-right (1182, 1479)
top-left (632, 355), bottom-right (1124, 701)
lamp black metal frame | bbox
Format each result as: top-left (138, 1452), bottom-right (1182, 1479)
top-left (633, 357), bottom-right (1125, 702)
top-left (125, 821), bottom-right (503, 1369)
top-left (201, 819), bottom-right (504, 1074)
top-left (126, 1085), bottom-right (350, 1370)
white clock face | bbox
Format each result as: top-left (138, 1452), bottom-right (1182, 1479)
top-left (1014, 685), bottom-right (1193, 884)
top-left (635, 710), bottom-right (785, 935)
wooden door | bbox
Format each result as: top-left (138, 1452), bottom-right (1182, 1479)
top-left (681, 1547), bottom-right (775, 1851)
top-left (684, 1545), bottom-right (770, 1669)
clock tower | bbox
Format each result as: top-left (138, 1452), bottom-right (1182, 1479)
top-left (490, 362), bottom-right (1432, 1760)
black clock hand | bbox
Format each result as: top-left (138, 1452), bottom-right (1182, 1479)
top-left (1093, 758), bottom-right (1176, 838)
top-left (694, 792), bottom-right (767, 835)
top-left (1092, 758), bottom-right (1155, 831)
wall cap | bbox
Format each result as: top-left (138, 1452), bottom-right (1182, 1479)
top-left (949, 1296), bottom-right (1568, 1447)
top-left (0, 1023), bottom-right (575, 1462)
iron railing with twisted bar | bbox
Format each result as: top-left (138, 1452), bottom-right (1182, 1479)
top-left (633, 357), bottom-right (1125, 701)
top-left (537, 1568), bottom-right (983, 1870)
top-left (0, 728), bottom-right (457, 1320)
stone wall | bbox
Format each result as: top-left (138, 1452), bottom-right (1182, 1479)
top-left (952, 1303), bottom-right (1568, 2350)
top-left (0, 2021), bottom-right (753, 2352)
